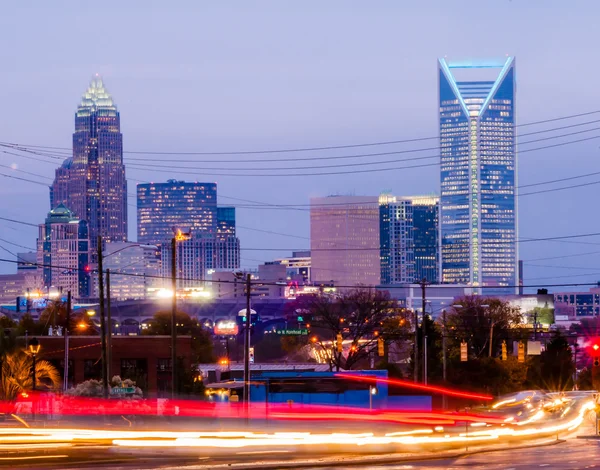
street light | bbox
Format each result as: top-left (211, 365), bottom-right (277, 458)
top-left (29, 337), bottom-right (40, 391)
top-left (97, 240), bottom-right (159, 398)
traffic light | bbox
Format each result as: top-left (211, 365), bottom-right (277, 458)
top-left (594, 358), bottom-right (600, 367)
top-left (518, 341), bottom-right (525, 363)
top-left (377, 337), bottom-right (385, 357)
top-left (249, 347), bottom-right (255, 364)
top-left (460, 341), bottom-right (468, 362)
top-left (501, 341), bottom-right (507, 361)
top-left (336, 333), bottom-right (343, 353)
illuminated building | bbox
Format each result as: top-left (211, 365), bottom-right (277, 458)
top-left (274, 251), bottom-right (311, 282)
top-left (51, 76), bottom-right (127, 247)
top-left (438, 58), bottom-right (517, 293)
top-left (36, 204), bottom-right (91, 299)
top-left (310, 196), bottom-right (380, 287)
top-left (137, 180), bottom-right (219, 245)
top-left (379, 195), bottom-right (439, 284)
top-left (160, 233), bottom-right (240, 289)
top-left (216, 206), bottom-right (236, 241)
top-left (554, 288), bottom-right (600, 319)
top-left (102, 242), bottom-right (160, 300)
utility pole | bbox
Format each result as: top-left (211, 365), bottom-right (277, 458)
top-left (420, 278), bottom-right (428, 385)
top-left (442, 309), bottom-right (447, 409)
top-left (244, 273), bottom-right (252, 407)
top-left (413, 306), bottom-right (419, 383)
top-left (171, 237), bottom-right (177, 399)
top-left (63, 291), bottom-right (71, 391)
top-left (97, 235), bottom-right (108, 399)
top-left (533, 310), bottom-right (538, 341)
top-left (107, 269), bottom-right (112, 381)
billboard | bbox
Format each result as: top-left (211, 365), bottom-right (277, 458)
top-left (214, 320), bottom-right (239, 336)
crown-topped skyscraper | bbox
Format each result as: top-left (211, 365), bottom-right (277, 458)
top-left (51, 75), bottom-right (128, 247)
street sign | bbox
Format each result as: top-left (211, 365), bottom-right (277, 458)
top-left (460, 342), bottom-right (468, 362)
top-left (275, 329), bottom-right (309, 336)
top-left (111, 387), bottom-right (135, 395)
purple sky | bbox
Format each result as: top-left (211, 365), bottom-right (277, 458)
top-left (1, 1), bottom-right (600, 291)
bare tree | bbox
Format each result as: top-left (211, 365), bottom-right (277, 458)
top-left (308, 289), bottom-right (409, 371)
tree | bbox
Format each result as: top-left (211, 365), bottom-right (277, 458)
top-left (143, 311), bottom-right (214, 364)
top-left (446, 296), bottom-right (522, 359)
top-left (308, 289), bottom-right (407, 371)
top-left (65, 376), bottom-right (143, 398)
top-left (528, 303), bottom-right (555, 326)
top-left (529, 331), bottom-right (575, 391)
top-left (1, 351), bottom-right (61, 400)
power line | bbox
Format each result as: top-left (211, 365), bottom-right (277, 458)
top-left (3, 109), bottom-right (599, 156)
top-left (0, 256), bottom-right (597, 291)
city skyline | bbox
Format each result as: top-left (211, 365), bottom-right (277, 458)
top-left (1, 2), bottom-right (600, 292)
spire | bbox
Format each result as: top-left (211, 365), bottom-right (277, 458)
top-left (77, 74), bottom-right (117, 116)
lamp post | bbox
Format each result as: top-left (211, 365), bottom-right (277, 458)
top-left (29, 337), bottom-right (40, 391)
top-left (97, 240), bottom-right (159, 398)
top-left (171, 230), bottom-right (190, 398)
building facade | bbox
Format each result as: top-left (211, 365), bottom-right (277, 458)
top-left (51, 76), bottom-right (127, 247)
top-left (554, 288), bottom-right (600, 319)
top-left (102, 242), bottom-right (161, 300)
top-left (137, 180), bottom-right (218, 245)
top-left (438, 58), bottom-right (517, 294)
top-left (36, 204), bottom-right (91, 299)
top-left (161, 234), bottom-right (240, 289)
top-left (274, 251), bottom-right (311, 282)
top-left (379, 195), bottom-right (439, 285)
top-left (310, 196), bottom-right (380, 287)
top-left (216, 206), bottom-right (236, 241)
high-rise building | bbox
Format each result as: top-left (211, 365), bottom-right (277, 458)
top-left (310, 196), bottom-right (380, 287)
top-left (216, 206), bottom-right (236, 241)
top-left (36, 204), bottom-right (91, 299)
top-left (379, 195), bottom-right (439, 285)
top-left (160, 233), bottom-right (240, 289)
top-left (137, 180), bottom-right (217, 245)
top-left (438, 58), bottom-right (517, 293)
top-left (51, 76), bottom-right (127, 247)
top-left (102, 242), bottom-right (160, 300)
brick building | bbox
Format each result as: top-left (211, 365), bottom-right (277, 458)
top-left (35, 335), bottom-right (193, 397)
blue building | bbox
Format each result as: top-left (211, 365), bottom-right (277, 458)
top-left (379, 195), bottom-right (439, 284)
top-left (216, 206), bottom-right (236, 241)
top-left (438, 58), bottom-right (517, 294)
top-left (137, 180), bottom-right (218, 245)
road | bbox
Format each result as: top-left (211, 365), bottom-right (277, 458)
top-left (310, 439), bottom-right (600, 469)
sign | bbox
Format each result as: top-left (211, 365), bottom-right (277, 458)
top-left (249, 347), bottom-right (255, 364)
top-left (527, 341), bottom-right (542, 356)
top-left (275, 329), bottom-right (309, 336)
top-left (460, 342), bottom-right (468, 362)
top-left (214, 320), bottom-right (239, 336)
top-left (111, 387), bottom-right (135, 395)
top-left (518, 342), bottom-right (525, 363)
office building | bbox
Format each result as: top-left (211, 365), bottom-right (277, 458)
top-left (274, 251), bottom-right (311, 282)
top-left (554, 288), bottom-right (600, 319)
top-left (137, 180), bottom-right (218, 245)
top-left (379, 195), bottom-right (439, 285)
top-left (102, 242), bottom-right (160, 300)
top-left (438, 57), bottom-right (517, 293)
top-left (216, 206), bottom-right (236, 241)
top-left (160, 233), bottom-right (240, 289)
top-left (51, 75), bottom-right (127, 246)
top-left (36, 204), bottom-right (91, 299)
top-left (310, 196), bottom-right (380, 287)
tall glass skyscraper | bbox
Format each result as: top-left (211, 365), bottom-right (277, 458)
top-left (51, 75), bottom-right (127, 246)
top-left (438, 58), bottom-right (517, 293)
top-left (137, 180), bottom-right (218, 245)
top-left (379, 195), bottom-right (439, 285)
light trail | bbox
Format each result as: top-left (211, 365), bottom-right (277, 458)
top-left (337, 373), bottom-right (494, 401)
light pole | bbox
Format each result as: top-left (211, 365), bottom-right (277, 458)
top-left (97, 240), bottom-right (159, 398)
top-left (171, 230), bottom-right (190, 398)
top-left (29, 337), bottom-right (40, 392)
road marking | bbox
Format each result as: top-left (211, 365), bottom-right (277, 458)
top-left (539, 465), bottom-right (550, 468)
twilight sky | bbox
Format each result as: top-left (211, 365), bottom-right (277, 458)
top-left (1, 0), bottom-right (600, 291)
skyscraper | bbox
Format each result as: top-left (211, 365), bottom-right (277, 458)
top-left (310, 196), bottom-right (380, 287)
top-left (216, 206), bottom-right (236, 241)
top-left (137, 180), bottom-right (217, 245)
top-left (51, 75), bottom-right (127, 246)
top-left (438, 58), bottom-right (517, 293)
top-left (36, 204), bottom-right (91, 299)
top-left (379, 195), bottom-right (439, 285)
